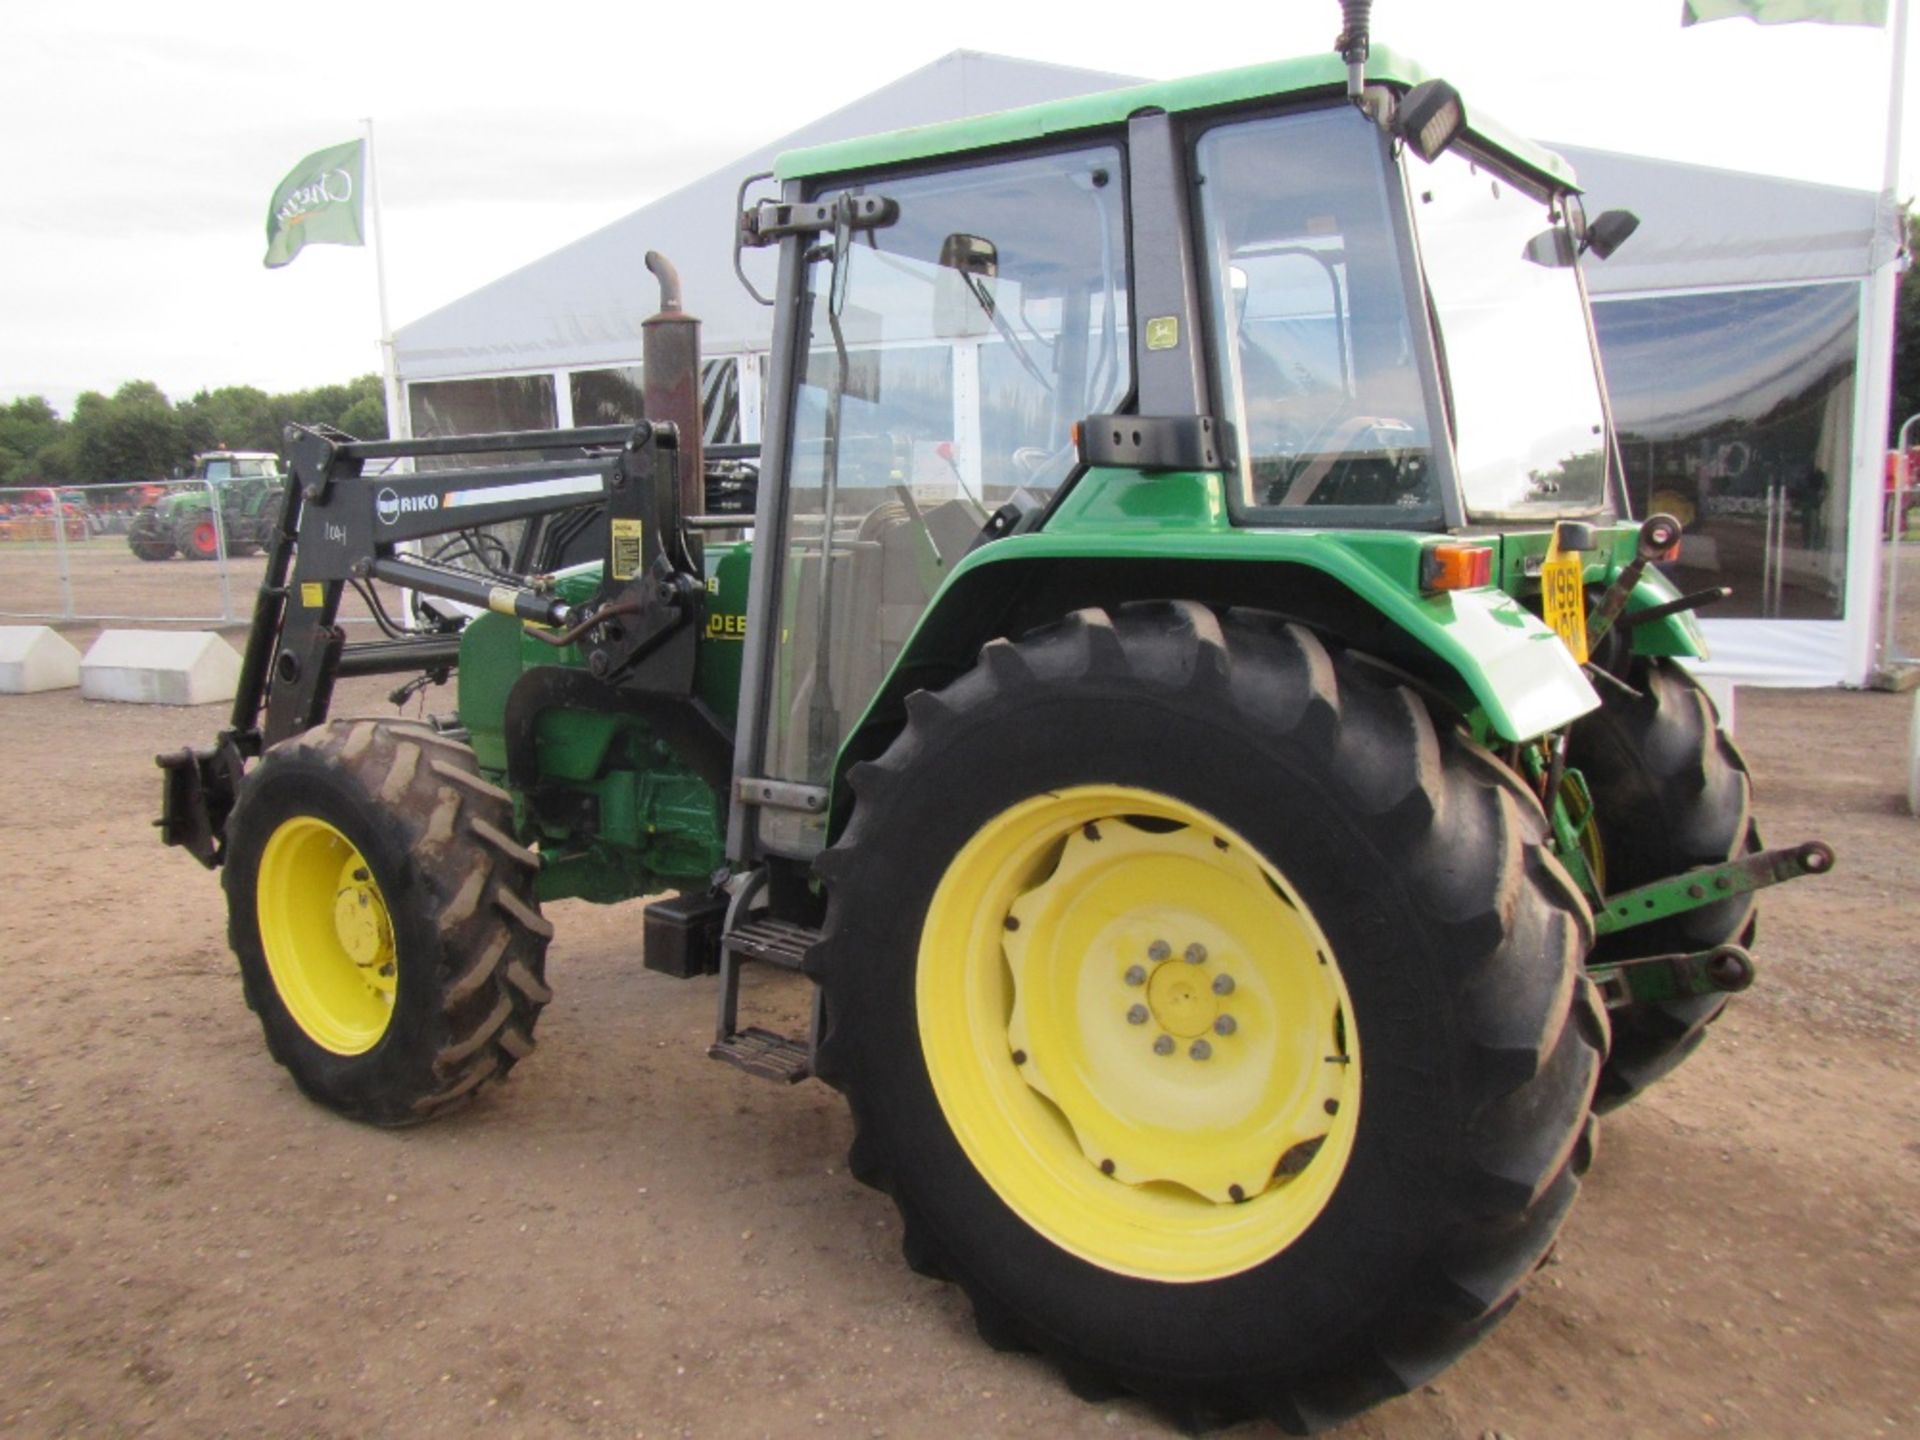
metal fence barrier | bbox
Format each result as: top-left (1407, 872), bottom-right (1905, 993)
top-left (0, 476), bottom-right (393, 630)
top-left (0, 481), bottom-right (250, 624)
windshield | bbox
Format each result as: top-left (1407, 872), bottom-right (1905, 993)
top-left (1196, 107), bottom-right (1443, 525)
top-left (1408, 147), bottom-right (1610, 519)
top-left (760, 145), bottom-right (1131, 854)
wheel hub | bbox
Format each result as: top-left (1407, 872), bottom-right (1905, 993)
top-left (331, 860), bottom-right (396, 994)
top-left (1145, 955), bottom-right (1218, 1038)
top-left (1001, 819), bottom-right (1354, 1206)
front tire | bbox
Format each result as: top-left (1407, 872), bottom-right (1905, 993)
top-left (1567, 656), bottom-right (1756, 1110)
top-left (223, 719), bottom-right (552, 1125)
top-left (809, 603), bottom-right (1604, 1432)
top-left (127, 514), bottom-right (174, 561)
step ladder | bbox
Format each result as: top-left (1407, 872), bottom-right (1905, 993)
top-left (707, 917), bottom-right (821, 1083)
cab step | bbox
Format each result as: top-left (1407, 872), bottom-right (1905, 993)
top-left (721, 917), bottom-right (816, 970)
top-left (707, 1026), bottom-right (812, 1083)
top-left (709, 915), bottom-right (821, 1084)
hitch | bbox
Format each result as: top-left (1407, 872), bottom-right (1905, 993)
top-left (1593, 840), bottom-right (1835, 938)
top-left (1588, 944), bottom-right (1757, 1009)
top-left (154, 738), bottom-right (245, 868)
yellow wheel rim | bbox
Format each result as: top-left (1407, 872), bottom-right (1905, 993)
top-left (256, 816), bottom-right (398, 1055)
top-left (917, 786), bottom-right (1361, 1282)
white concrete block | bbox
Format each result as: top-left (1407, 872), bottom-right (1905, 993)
top-left (1694, 674), bottom-right (1736, 736)
top-left (0, 626), bottom-right (81, 693)
top-left (80, 629), bottom-right (240, 706)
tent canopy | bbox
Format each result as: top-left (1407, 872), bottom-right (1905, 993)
top-left (1555, 143), bottom-right (1890, 295)
top-left (395, 80), bottom-right (1894, 384)
top-left (393, 52), bottom-right (1138, 382)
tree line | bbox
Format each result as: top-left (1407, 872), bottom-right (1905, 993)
top-left (0, 376), bottom-right (388, 489)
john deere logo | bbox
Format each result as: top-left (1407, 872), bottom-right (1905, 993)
top-left (376, 487), bottom-right (439, 525)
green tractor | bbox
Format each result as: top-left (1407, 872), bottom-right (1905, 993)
top-left (158, 14), bottom-right (1831, 1432)
top-left (127, 450), bottom-right (282, 561)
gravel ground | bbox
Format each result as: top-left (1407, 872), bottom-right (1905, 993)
top-left (0, 546), bottom-right (1915, 1438)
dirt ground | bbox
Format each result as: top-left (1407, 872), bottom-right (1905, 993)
top-left (0, 560), bottom-right (1917, 1437)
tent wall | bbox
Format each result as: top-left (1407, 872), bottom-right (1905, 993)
top-left (1560, 144), bottom-right (1887, 687)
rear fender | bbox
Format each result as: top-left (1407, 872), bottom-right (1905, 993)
top-left (831, 532), bottom-right (1600, 831)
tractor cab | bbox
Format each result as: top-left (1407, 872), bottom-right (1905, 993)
top-left (735, 48), bottom-right (1634, 859)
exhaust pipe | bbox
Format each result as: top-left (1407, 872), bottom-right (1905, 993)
top-left (642, 250), bottom-right (704, 517)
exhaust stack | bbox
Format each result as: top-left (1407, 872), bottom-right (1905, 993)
top-left (642, 250), bottom-right (705, 518)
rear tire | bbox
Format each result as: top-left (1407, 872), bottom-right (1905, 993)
top-left (809, 603), bottom-right (1604, 1432)
top-left (223, 719), bottom-right (552, 1126)
top-left (174, 515), bottom-right (221, 560)
top-left (1567, 656), bottom-right (1755, 1110)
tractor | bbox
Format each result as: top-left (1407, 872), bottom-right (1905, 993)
top-left (127, 450), bottom-right (282, 561)
top-left (156, 11), bottom-right (1832, 1432)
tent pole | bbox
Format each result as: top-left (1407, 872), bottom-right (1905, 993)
top-left (1853, 0), bottom-right (1909, 684)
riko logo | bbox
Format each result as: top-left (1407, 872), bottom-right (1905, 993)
top-left (375, 487), bottom-right (440, 525)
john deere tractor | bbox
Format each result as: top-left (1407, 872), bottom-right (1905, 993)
top-left (158, 12), bottom-right (1831, 1431)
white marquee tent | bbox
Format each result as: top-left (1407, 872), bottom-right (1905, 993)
top-left (392, 55), bottom-right (1901, 688)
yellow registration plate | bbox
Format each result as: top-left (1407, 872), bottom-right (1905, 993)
top-left (1540, 552), bottom-right (1589, 663)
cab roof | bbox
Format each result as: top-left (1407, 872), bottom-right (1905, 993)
top-left (775, 45), bottom-right (1576, 192)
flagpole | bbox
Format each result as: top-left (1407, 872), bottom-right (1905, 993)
top-left (1881, 0), bottom-right (1907, 213)
top-left (361, 116), bottom-right (406, 442)
top-left (1862, 0), bottom-right (1910, 678)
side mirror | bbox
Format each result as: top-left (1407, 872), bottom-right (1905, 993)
top-left (934, 232), bottom-right (1000, 340)
top-left (1583, 208), bottom-right (1640, 260)
top-left (1523, 227), bottom-right (1578, 269)
top-left (938, 232), bottom-right (998, 280)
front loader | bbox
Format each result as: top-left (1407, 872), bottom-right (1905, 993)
top-left (155, 11), bottom-right (1832, 1432)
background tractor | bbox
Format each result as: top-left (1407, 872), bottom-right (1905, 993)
top-left (157, 9), bottom-right (1831, 1432)
top-left (127, 449), bottom-right (282, 561)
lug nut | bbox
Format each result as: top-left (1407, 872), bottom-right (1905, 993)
top-left (1184, 943), bottom-right (1207, 965)
top-left (1189, 1039), bottom-right (1212, 1061)
top-left (1148, 939), bottom-right (1171, 962)
top-left (1214, 1015), bottom-right (1236, 1037)
top-left (1127, 1004), bottom-right (1149, 1026)
top-left (1212, 973), bottom-right (1235, 996)
top-left (1153, 1035), bottom-right (1174, 1056)
top-left (1124, 965), bottom-right (1147, 987)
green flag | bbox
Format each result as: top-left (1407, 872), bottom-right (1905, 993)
top-left (263, 140), bottom-right (365, 269)
top-left (1682, 0), bottom-right (1888, 24)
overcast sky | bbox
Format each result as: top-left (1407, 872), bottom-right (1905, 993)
top-left (3, 0), bottom-right (1914, 415)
